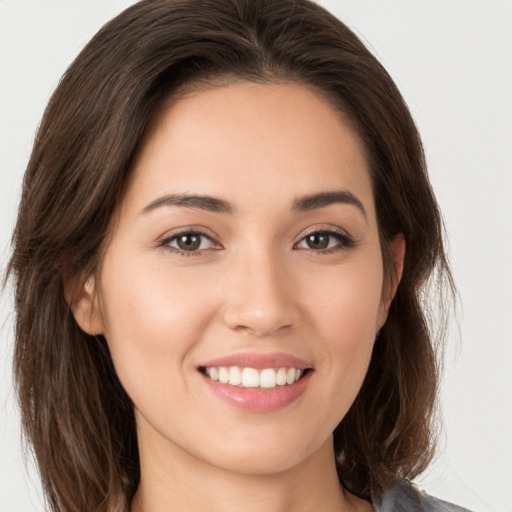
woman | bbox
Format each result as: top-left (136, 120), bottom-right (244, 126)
top-left (5, 0), bottom-right (472, 510)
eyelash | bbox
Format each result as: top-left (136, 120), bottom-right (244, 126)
top-left (158, 228), bottom-right (355, 257)
top-left (158, 230), bottom-right (219, 257)
top-left (295, 228), bottom-right (355, 254)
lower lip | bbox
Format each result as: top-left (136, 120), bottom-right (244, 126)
top-left (201, 371), bottom-right (312, 412)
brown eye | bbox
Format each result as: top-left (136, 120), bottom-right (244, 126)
top-left (296, 229), bottom-right (354, 252)
top-left (305, 233), bottom-right (330, 250)
top-left (163, 232), bottom-right (216, 253)
top-left (176, 234), bottom-right (202, 251)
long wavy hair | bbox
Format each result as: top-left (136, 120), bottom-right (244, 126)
top-left (6, 0), bottom-right (453, 510)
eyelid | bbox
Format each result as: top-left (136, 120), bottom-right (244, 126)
top-left (157, 226), bottom-right (223, 255)
top-left (294, 226), bottom-right (356, 252)
top-left (156, 224), bottom-right (356, 256)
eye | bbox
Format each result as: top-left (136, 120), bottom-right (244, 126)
top-left (160, 231), bottom-right (218, 254)
top-left (295, 229), bottom-right (354, 252)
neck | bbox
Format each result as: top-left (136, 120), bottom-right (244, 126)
top-left (131, 433), bottom-right (368, 512)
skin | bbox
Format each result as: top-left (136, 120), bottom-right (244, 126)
top-left (72, 82), bottom-right (404, 512)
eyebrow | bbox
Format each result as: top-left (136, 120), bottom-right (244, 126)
top-left (291, 191), bottom-right (367, 219)
top-left (141, 194), bottom-right (234, 215)
top-left (140, 190), bottom-right (367, 219)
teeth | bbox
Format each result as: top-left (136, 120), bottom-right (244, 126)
top-left (218, 367), bottom-right (229, 384)
top-left (242, 368), bottom-right (260, 388)
top-left (260, 368), bottom-right (277, 388)
top-left (229, 366), bottom-right (242, 386)
top-left (276, 367), bottom-right (287, 386)
top-left (204, 366), bottom-right (307, 389)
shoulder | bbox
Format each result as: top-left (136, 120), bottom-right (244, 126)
top-left (374, 480), bottom-right (474, 512)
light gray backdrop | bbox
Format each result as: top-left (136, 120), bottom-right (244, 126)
top-left (1, 1), bottom-right (511, 511)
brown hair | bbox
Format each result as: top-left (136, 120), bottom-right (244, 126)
top-left (6, 0), bottom-right (453, 510)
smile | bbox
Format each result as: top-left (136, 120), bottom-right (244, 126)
top-left (202, 366), bottom-right (305, 389)
top-left (198, 352), bottom-right (314, 411)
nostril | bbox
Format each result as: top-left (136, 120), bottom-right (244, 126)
top-left (221, 303), bottom-right (300, 337)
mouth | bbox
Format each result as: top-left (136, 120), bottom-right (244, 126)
top-left (198, 365), bottom-right (311, 389)
top-left (197, 353), bottom-right (314, 412)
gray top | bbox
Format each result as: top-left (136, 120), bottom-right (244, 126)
top-left (374, 480), bottom-right (473, 512)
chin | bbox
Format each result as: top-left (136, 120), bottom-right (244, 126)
top-left (206, 448), bottom-right (309, 476)
top-left (191, 428), bottom-right (331, 477)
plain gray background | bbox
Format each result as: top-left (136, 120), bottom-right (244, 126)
top-left (1, 1), bottom-right (511, 511)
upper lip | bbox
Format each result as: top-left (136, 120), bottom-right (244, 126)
top-left (200, 352), bottom-right (313, 370)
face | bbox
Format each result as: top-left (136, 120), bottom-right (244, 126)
top-left (75, 82), bottom-right (400, 476)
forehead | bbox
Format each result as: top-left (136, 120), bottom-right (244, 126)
top-left (124, 81), bottom-right (375, 219)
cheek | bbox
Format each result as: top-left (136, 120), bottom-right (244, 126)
top-left (305, 253), bottom-right (384, 341)
top-left (302, 254), bottom-right (383, 404)
top-left (97, 252), bottom-right (215, 404)
top-left (101, 252), bottom-right (207, 340)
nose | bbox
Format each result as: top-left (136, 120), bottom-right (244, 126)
top-left (221, 248), bottom-right (301, 337)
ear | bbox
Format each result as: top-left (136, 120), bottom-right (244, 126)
top-left (64, 274), bottom-right (105, 335)
top-left (377, 234), bottom-right (406, 330)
